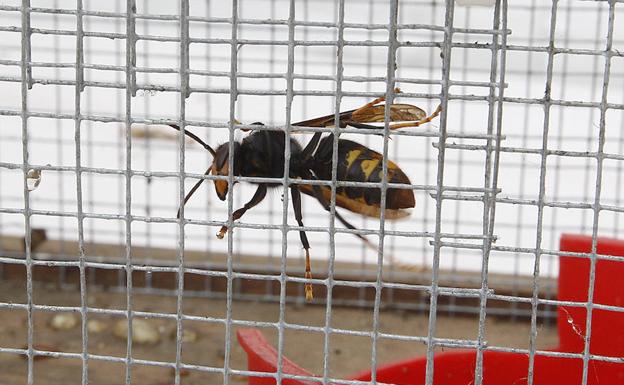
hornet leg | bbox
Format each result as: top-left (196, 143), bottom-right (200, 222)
top-left (309, 182), bottom-right (378, 253)
top-left (291, 186), bottom-right (314, 301)
top-left (217, 184), bottom-right (267, 239)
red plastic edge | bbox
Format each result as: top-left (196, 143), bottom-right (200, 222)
top-left (236, 234), bottom-right (624, 385)
top-left (236, 329), bottom-right (316, 385)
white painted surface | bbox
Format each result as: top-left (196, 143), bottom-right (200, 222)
top-left (0, 0), bottom-right (622, 279)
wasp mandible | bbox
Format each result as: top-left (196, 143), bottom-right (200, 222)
top-left (169, 91), bottom-right (441, 300)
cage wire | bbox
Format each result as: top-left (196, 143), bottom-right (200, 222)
top-left (0, 0), bottom-right (623, 384)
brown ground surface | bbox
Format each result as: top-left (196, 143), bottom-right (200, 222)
top-left (0, 280), bottom-right (559, 385)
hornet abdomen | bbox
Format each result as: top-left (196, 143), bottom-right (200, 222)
top-left (308, 136), bottom-right (415, 219)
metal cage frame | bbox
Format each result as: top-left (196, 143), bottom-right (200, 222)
top-left (0, 1), bottom-right (623, 385)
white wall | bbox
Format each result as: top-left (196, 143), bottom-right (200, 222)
top-left (1, 0), bottom-right (623, 280)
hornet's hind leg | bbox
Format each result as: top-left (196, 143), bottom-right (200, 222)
top-left (309, 183), bottom-right (427, 276)
top-left (291, 186), bottom-right (314, 301)
top-left (308, 179), bottom-right (378, 253)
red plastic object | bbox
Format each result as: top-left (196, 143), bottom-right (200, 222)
top-left (237, 234), bottom-right (624, 384)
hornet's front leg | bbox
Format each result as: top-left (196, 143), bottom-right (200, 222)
top-left (217, 184), bottom-right (267, 239)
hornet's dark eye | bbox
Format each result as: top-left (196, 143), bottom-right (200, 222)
top-left (214, 142), bottom-right (241, 174)
top-left (215, 147), bottom-right (229, 170)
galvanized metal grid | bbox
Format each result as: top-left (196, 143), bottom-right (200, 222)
top-left (0, 1), bottom-right (623, 385)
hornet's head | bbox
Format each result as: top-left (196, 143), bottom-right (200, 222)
top-left (209, 122), bottom-right (265, 200)
top-left (211, 142), bottom-right (242, 200)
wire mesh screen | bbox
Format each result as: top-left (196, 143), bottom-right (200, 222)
top-left (0, 0), bottom-right (623, 384)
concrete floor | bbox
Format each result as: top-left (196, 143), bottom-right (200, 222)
top-left (0, 280), bottom-right (558, 385)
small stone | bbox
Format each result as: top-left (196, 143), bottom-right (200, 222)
top-left (113, 318), bottom-right (160, 345)
top-left (169, 328), bottom-right (199, 343)
top-left (49, 313), bottom-right (78, 331)
top-left (182, 328), bottom-right (199, 343)
top-left (87, 319), bottom-right (106, 333)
